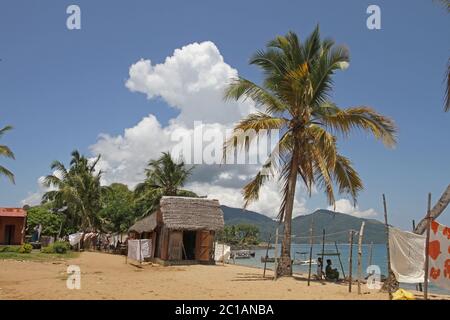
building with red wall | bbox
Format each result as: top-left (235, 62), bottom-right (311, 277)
top-left (0, 208), bottom-right (27, 245)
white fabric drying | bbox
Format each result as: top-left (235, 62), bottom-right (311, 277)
top-left (68, 232), bottom-right (83, 246)
top-left (214, 242), bottom-right (231, 262)
top-left (389, 226), bottom-right (426, 283)
top-left (127, 239), bottom-right (152, 262)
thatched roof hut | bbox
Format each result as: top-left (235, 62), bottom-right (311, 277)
top-left (128, 196), bottom-right (224, 265)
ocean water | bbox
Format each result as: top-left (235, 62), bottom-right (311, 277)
top-left (231, 243), bottom-right (450, 296)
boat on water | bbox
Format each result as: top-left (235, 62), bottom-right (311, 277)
top-left (231, 250), bottom-right (255, 259)
top-left (261, 256), bottom-right (275, 263)
top-left (292, 251), bottom-right (318, 266)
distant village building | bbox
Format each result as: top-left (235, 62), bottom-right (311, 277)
top-left (0, 208), bottom-right (27, 245)
top-left (129, 196), bottom-right (224, 265)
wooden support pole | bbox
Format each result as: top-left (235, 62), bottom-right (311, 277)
top-left (321, 229), bottom-right (325, 277)
top-left (411, 220), bottom-right (423, 292)
top-left (383, 194), bottom-right (393, 300)
top-left (334, 241), bottom-right (346, 279)
top-left (273, 228), bottom-right (279, 281)
top-left (348, 230), bottom-right (354, 293)
top-left (307, 218), bottom-right (314, 286)
top-left (424, 193), bottom-right (432, 300)
top-left (357, 222), bottom-right (365, 294)
top-left (368, 241), bottom-right (373, 267)
top-left (263, 234), bottom-right (272, 278)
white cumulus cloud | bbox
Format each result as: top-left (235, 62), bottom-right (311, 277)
top-left (327, 199), bottom-right (378, 218)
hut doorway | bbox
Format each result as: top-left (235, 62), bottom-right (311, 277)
top-left (182, 231), bottom-right (196, 260)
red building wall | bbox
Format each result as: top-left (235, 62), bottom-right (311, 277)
top-left (0, 216), bottom-right (26, 245)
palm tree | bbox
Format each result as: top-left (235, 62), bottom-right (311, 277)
top-left (0, 125), bottom-right (15, 183)
top-left (42, 150), bottom-right (105, 234)
top-left (134, 152), bottom-right (197, 216)
top-left (224, 27), bottom-right (397, 276)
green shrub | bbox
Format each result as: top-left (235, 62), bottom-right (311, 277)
top-left (18, 243), bottom-right (33, 254)
top-left (41, 241), bottom-right (70, 254)
top-left (0, 246), bottom-right (20, 253)
top-left (52, 241), bottom-right (70, 254)
top-left (41, 246), bottom-right (54, 254)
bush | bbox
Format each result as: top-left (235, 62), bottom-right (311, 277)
top-left (53, 241), bottom-right (70, 254)
top-left (0, 246), bottom-right (20, 253)
top-left (41, 241), bottom-right (70, 254)
top-left (41, 246), bottom-right (54, 253)
top-left (18, 243), bottom-right (33, 254)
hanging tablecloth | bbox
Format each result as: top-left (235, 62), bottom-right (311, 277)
top-left (389, 226), bottom-right (426, 283)
top-left (428, 220), bottom-right (450, 290)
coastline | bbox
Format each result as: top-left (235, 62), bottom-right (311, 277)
top-left (1, 251), bottom-right (448, 300)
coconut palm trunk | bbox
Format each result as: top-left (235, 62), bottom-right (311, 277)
top-left (277, 147), bottom-right (299, 275)
top-left (414, 184), bottom-right (450, 234)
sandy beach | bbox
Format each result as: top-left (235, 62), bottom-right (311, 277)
top-left (0, 251), bottom-right (418, 300)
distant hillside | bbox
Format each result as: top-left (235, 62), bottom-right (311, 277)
top-left (221, 206), bottom-right (386, 244)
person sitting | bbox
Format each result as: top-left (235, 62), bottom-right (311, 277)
top-left (325, 259), bottom-right (339, 281)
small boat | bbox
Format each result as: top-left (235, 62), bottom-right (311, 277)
top-left (231, 250), bottom-right (254, 259)
top-left (292, 259), bottom-right (317, 266)
top-left (292, 251), bottom-right (318, 265)
top-left (261, 256), bottom-right (275, 263)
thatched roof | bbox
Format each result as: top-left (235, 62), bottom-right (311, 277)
top-left (129, 196), bottom-right (224, 233)
top-left (129, 213), bottom-right (157, 233)
top-left (160, 196), bottom-right (224, 231)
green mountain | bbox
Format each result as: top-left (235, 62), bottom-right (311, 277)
top-left (221, 206), bottom-right (386, 244)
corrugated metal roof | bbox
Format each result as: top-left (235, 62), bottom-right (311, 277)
top-left (0, 208), bottom-right (27, 217)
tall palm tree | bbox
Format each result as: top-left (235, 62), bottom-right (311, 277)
top-left (224, 27), bottom-right (397, 276)
top-left (134, 152), bottom-right (197, 216)
top-left (42, 150), bottom-right (105, 233)
top-left (0, 125), bottom-right (15, 183)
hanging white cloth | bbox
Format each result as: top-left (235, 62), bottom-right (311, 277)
top-left (214, 242), bottom-right (231, 262)
top-left (69, 232), bottom-right (84, 246)
top-left (127, 239), bottom-right (152, 262)
top-left (389, 226), bottom-right (426, 283)
top-left (428, 220), bottom-right (450, 290)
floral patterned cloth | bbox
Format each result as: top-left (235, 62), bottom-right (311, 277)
top-left (428, 220), bottom-right (450, 290)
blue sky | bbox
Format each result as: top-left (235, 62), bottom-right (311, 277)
top-left (0, 0), bottom-right (449, 229)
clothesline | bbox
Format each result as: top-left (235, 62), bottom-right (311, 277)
top-left (283, 229), bottom-right (360, 239)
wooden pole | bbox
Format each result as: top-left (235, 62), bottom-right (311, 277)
top-left (424, 193), bottom-right (432, 300)
top-left (368, 241), bottom-right (373, 266)
top-left (382, 194), bottom-right (393, 300)
top-left (273, 228), bottom-right (279, 281)
top-left (307, 218), bottom-right (314, 286)
top-left (411, 220), bottom-right (423, 292)
top-left (334, 241), bottom-right (346, 279)
top-left (222, 243), bottom-right (225, 266)
top-left (320, 229), bottom-right (325, 278)
top-left (139, 239), bottom-right (142, 265)
top-left (348, 230), bottom-right (354, 292)
top-left (263, 234), bottom-right (272, 278)
top-left (357, 222), bottom-right (366, 294)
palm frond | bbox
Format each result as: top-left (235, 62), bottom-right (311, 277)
top-left (332, 154), bottom-right (363, 205)
top-left (318, 105), bottom-right (397, 147)
top-left (0, 165), bottom-right (15, 183)
top-left (224, 77), bottom-right (288, 114)
top-left (0, 145), bottom-right (15, 159)
top-left (0, 125), bottom-right (13, 138)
